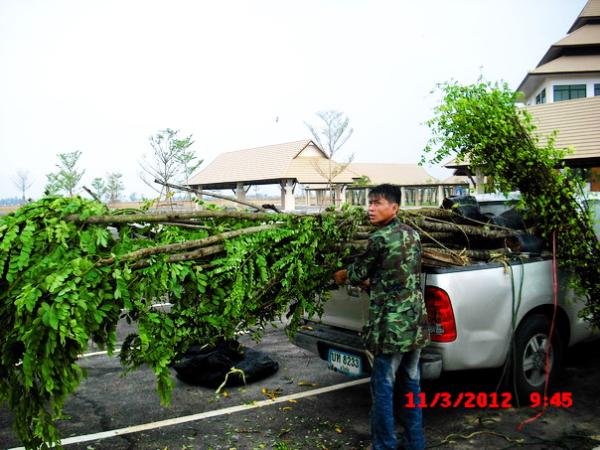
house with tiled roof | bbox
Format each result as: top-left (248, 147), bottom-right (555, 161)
top-left (520, 0), bottom-right (600, 190)
top-left (187, 139), bottom-right (467, 211)
top-left (448, 0), bottom-right (600, 191)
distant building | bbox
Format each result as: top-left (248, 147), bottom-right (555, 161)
top-left (448, 0), bottom-right (600, 191)
top-left (186, 139), bottom-right (467, 211)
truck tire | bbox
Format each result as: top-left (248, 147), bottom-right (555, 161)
top-left (508, 314), bottom-right (563, 406)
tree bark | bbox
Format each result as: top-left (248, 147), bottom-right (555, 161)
top-left (67, 210), bottom-right (278, 224)
top-left (131, 245), bottom-right (225, 269)
top-left (98, 224), bottom-right (278, 266)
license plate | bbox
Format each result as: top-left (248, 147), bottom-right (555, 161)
top-left (327, 348), bottom-right (362, 377)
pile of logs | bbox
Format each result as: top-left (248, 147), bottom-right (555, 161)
top-left (349, 207), bottom-right (529, 268)
top-left (149, 180), bottom-right (531, 269)
top-left (72, 208), bottom-right (530, 270)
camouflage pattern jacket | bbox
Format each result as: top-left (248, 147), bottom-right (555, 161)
top-left (347, 217), bottom-right (430, 354)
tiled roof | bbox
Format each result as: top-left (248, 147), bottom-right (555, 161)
top-left (186, 139), bottom-right (329, 187)
top-left (526, 96), bottom-right (600, 162)
top-left (186, 140), bottom-right (443, 188)
top-left (530, 54), bottom-right (600, 75)
top-left (446, 96), bottom-right (600, 168)
top-left (569, 0), bottom-right (600, 32)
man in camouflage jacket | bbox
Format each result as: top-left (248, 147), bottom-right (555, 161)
top-left (334, 184), bottom-right (429, 450)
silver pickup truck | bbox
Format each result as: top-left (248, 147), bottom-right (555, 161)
top-left (291, 195), bottom-right (599, 403)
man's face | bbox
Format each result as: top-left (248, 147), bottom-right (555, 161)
top-left (368, 195), bottom-right (398, 225)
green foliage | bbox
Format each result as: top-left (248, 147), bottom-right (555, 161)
top-left (45, 151), bottom-right (85, 197)
top-left (90, 177), bottom-right (107, 201)
top-left (423, 79), bottom-right (600, 328)
top-left (0, 196), bottom-right (362, 448)
top-left (105, 172), bottom-right (125, 203)
top-left (140, 128), bottom-right (199, 199)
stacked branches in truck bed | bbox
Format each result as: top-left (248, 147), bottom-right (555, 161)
top-left (348, 195), bottom-right (543, 269)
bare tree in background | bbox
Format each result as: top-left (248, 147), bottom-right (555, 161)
top-left (139, 129), bottom-right (198, 201)
top-left (45, 151), bottom-right (85, 197)
top-left (305, 110), bottom-right (354, 205)
top-left (12, 170), bottom-right (33, 203)
top-left (106, 172), bottom-right (125, 203)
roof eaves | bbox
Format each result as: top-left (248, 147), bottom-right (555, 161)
top-left (568, 0), bottom-right (600, 33)
top-left (292, 139), bottom-right (327, 159)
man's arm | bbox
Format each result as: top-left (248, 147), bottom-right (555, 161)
top-left (334, 235), bottom-right (382, 285)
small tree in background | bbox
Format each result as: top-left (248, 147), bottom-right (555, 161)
top-left (90, 177), bottom-right (106, 201)
top-left (106, 172), bottom-right (125, 203)
top-left (175, 141), bottom-right (203, 200)
top-left (12, 170), bottom-right (33, 203)
top-left (139, 129), bottom-right (199, 201)
top-left (305, 111), bottom-right (354, 205)
top-left (45, 151), bottom-right (85, 197)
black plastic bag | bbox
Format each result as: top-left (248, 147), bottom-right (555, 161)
top-left (172, 340), bottom-right (279, 388)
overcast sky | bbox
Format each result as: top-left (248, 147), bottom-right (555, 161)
top-left (0, 0), bottom-right (588, 199)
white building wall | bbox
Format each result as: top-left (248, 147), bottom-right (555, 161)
top-left (526, 74), bottom-right (600, 105)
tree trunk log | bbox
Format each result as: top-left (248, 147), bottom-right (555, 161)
top-left (67, 210), bottom-right (278, 224)
top-left (405, 217), bottom-right (515, 239)
top-left (131, 245), bottom-right (225, 269)
top-left (98, 224), bottom-right (278, 266)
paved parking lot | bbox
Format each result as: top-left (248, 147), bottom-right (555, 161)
top-left (1, 323), bottom-right (600, 450)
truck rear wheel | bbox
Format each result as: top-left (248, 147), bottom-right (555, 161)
top-left (508, 314), bottom-right (563, 406)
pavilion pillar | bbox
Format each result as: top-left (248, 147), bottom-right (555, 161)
top-left (334, 185), bottom-right (346, 209)
top-left (437, 185), bottom-right (445, 206)
top-left (365, 188), bottom-right (370, 208)
top-left (235, 182), bottom-right (246, 202)
top-left (400, 187), bottom-right (406, 208)
top-left (475, 168), bottom-right (485, 194)
top-left (280, 179), bottom-right (296, 212)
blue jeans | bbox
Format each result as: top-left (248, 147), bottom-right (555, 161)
top-left (370, 350), bottom-right (425, 450)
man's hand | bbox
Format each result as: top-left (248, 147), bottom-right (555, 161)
top-left (333, 269), bottom-right (348, 285)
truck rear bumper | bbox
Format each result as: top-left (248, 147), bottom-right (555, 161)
top-left (291, 321), bottom-right (443, 380)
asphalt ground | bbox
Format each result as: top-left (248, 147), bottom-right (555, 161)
top-left (1, 322), bottom-right (600, 450)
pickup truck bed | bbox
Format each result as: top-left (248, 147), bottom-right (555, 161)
top-left (291, 255), bottom-right (597, 401)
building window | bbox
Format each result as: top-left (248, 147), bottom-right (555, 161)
top-left (553, 84), bottom-right (587, 102)
top-left (595, 83), bottom-right (600, 96)
top-left (535, 88), bottom-right (546, 104)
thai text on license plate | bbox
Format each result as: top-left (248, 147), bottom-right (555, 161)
top-left (327, 348), bottom-right (362, 376)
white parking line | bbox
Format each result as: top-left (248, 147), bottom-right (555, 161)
top-left (79, 349), bottom-right (121, 358)
top-left (8, 377), bottom-right (370, 449)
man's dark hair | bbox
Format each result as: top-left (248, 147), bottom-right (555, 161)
top-left (369, 184), bottom-right (401, 205)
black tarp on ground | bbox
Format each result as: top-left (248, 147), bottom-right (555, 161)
top-left (172, 340), bottom-right (279, 388)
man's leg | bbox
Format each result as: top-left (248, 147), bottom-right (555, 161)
top-left (396, 349), bottom-right (425, 450)
top-left (370, 352), bottom-right (402, 450)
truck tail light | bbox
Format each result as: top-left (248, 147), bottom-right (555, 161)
top-left (425, 286), bottom-right (457, 342)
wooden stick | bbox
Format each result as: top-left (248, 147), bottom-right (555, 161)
top-left (398, 208), bottom-right (456, 219)
top-left (156, 180), bottom-right (267, 212)
top-left (66, 210), bottom-right (279, 224)
top-left (404, 217), bottom-right (516, 239)
top-left (160, 222), bottom-right (213, 230)
top-left (422, 248), bottom-right (469, 266)
top-left (131, 245), bottom-right (225, 269)
top-left (424, 246), bottom-right (512, 260)
top-left (82, 186), bottom-right (101, 202)
top-left (98, 224), bottom-right (278, 266)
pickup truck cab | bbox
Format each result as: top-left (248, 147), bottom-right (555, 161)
top-left (291, 195), bottom-right (599, 403)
